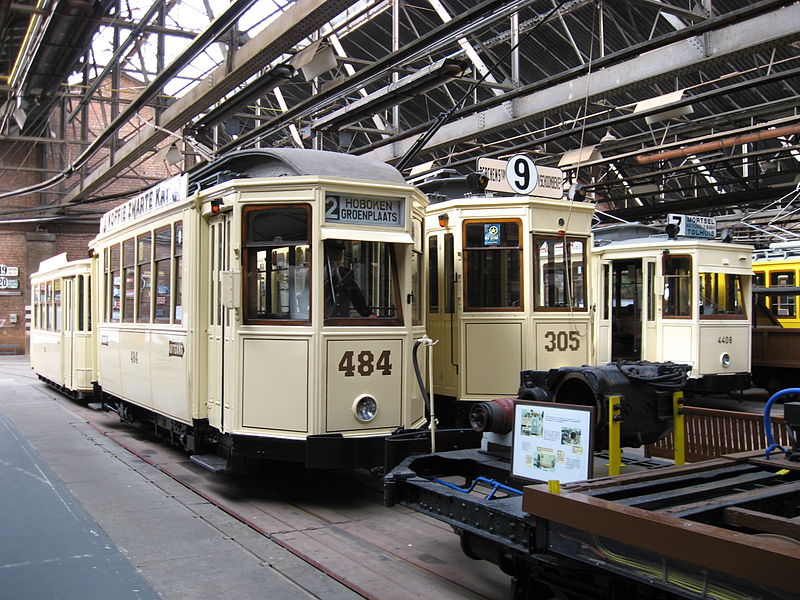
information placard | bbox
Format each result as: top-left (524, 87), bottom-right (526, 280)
top-left (511, 401), bottom-right (594, 484)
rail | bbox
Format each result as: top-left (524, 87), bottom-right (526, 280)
top-left (645, 406), bottom-right (789, 461)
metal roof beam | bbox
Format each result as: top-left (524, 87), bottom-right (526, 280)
top-left (61, 0), bottom-right (358, 203)
top-left (362, 1), bottom-right (800, 165)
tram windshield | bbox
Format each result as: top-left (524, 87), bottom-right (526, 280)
top-left (534, 235), bottom-right (587, 310)
top-left (324, 239), bottom-right (401, 323)
top-left (699, 272), bottom-right (746, 318)
top-left (244, 205), bottom-right (311, 322)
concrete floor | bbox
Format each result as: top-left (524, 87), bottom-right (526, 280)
top-left (0, 356), bottom-right (361, 600)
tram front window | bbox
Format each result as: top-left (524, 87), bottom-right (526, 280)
top-left (534, 235), bottom-right (587, 310)
top-left (324, 239), bottom-right (401, 323)
top-left (244, 205), bottom-right (311, 322)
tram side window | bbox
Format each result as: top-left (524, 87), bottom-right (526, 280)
top-left (244, 206), bottom-right (310, 322)
top-left (411, 227), bottom-right (423, 326)
top-left (137, 233), bottom-right (152, 323)
top-left (464, 221), bottom-right (521, 310)
top-left (444, 233), bottom-right (455, 313)
top-left (663, 255), bottom-right (692, 317)
top-left (110, 245), bottom-right (121, 322)
top-left (534, 235), bottom-right (586, 310)
top-left (647, 263), bottom-right (656, 321)
top-left (174, 222), bottom-right (183, 324)
top-left (153, 226), bottom-right (172, 323)
top-left (770, 271), bottom-right (795, 317)
top-left (428, 236), bottom-right (438, 313)
top-left (753, 271), bottom-right (765, 287)
top-left (54, 280), bottom-right (61, 332)
top-left (122, 239), bottom-right (135, 322)
top-left (700, 273), bottom-right (746, 318)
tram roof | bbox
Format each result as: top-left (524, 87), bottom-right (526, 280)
top-left (187, 148), bottom-right (408, 194)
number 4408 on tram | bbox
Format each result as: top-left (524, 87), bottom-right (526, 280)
top-left (30, 149), bottom-right (434, 470)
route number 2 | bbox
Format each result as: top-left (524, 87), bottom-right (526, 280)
top-left (339, 350), bottom-right (392, 377)
top-left (543, 331), bottom-right (581, 352)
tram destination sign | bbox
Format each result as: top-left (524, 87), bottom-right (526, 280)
top-left (100, 174), bottom-right (187, 234)
top-left (477, 157), bottom-right (564, 199)
top-left (325, 194), bottom-right (404, 228)
top-left (666, 213), bottom-right (716, 239)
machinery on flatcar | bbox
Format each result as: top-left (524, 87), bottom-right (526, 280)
top-left (33, 148), bottom-right (435, 470)
top-left (593, 224), bottom-right (753, 394)
top-left (752, 240), bottom-right (800, 328)
top-left (421, 169), bottom-right (595, 426)
top-left (30, 253), bottom-right (95, 399)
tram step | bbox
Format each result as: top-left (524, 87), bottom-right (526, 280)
top-left (189, 454), bottom-right (230, 473)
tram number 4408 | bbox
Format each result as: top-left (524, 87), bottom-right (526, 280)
top-left (543, 331), bottom-right (581, 352)
top-left (339, 350), bottom-right (392, 377)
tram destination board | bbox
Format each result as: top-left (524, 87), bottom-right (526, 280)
top-left (666, 212), bottom-right (716, 238)
top-left (325, 194), bottom-right (405, 227)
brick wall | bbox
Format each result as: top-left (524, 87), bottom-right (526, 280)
top-left (0, 74), bottom-right (171, 354)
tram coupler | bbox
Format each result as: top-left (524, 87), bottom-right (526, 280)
top-left (384, 427), bottom-right (482, 475)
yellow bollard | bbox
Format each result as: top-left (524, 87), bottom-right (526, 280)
top-left (673, 391), bottom-right (685, 466)
top-left (607, 394), bottom-right (622, 476)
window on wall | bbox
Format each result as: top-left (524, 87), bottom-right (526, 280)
top-left (137, 233), bottom-right (152, 322)
top-left (174, 222), bottom-right (183, 324)
top-left (663, 255), bottom-right (692, 317)
top-left (534, 235), bottom-right (587, 310)
top-left (153, 226), bottom-right (172, 323)
top-left (122, 239), bottom-right (135, 322)
top-left (700, 272), bottom-right (746, 318)
top-left (464, 221), bottom-right (522, 310)
top-left (769, 270), bottom-right (796, 317)
top-left (244, 206), bottom-right (310, 322)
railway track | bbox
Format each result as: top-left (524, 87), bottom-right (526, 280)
top-left (43, 385), bottom-right (510, 600)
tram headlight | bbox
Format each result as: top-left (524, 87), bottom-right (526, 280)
top-left (353, 395), bottom-right (378, 422)
top-left (721, 352), bottom-right (731, 368)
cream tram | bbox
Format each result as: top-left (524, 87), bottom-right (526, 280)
top-left (593, 225), bottom-right (753, 393)
top-left (30, 253), bottom-right (95, 398)
top-left (85, 148), bottom-right (428, 469)
top-left (422, 174), bottom-right (595, 423)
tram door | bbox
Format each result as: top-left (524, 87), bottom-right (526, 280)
top-left (207, 214), bottom-right (234, 431)
top-left (62, 277), bottom-right (73, 389)
top-left (610, 259), bottom-right (643, 361)
top-left (426, 232), bottom-right (458, 397)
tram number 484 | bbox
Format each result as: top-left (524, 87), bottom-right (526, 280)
top-left (339, 350), bottom-right (392, 377)
top-left (543, 331), bottom-right (581, 352)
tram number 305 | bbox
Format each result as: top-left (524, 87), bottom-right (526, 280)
top-left (543, 330), bottom-right (581, 352)
top-left (338, 350), bottom-right (392, 377)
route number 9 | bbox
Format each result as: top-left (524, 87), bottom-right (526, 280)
top-left (506, 154), bottom-right (538, 194)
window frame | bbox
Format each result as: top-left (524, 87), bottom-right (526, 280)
top-left (533, 234), bottom-right (588, 312)
top-left (242, 204), bottom-right (312, 325)
top-left (463, 218), bottom-right (524, 312)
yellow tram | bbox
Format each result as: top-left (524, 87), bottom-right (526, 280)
top-left (752, 241), bottom-right (800, 328)
top-left (33, 149), bottom-right (429, 469)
